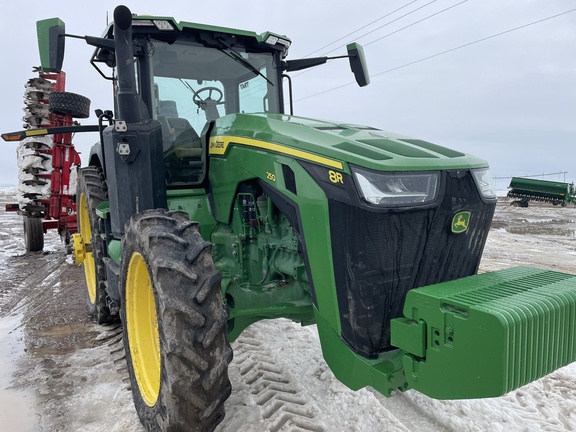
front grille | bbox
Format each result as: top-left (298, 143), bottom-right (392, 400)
top-left (329, 171), bottom-right (495, 358)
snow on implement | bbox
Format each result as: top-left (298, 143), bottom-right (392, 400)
top-left (5, 66), bottom-right (89, 252)
top-left (3, 6), bottom-right (576, 431)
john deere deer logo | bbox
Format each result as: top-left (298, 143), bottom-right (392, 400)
top-left (451, 211), bottom-right (471, 234)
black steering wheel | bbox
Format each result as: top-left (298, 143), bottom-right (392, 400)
top-left (192, 87), bottom-right (224, 107)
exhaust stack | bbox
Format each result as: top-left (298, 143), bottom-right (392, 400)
top-left (113, 5), bottom-right (142, 123)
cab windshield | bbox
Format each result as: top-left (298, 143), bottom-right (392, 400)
top-left (147, 39), bottom-right (282, 185)
top-left (151, 39), bottom-right (281, 133)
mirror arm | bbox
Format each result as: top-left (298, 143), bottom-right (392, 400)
top-left (283, 54), bottom-right (353, 72)
top-left (282, 54), bottom-right (362, 70)
top-left (64, 33), bottom-right (116, 52)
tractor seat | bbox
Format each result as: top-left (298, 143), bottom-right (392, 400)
top-left (167, 121), bottom-right (203, 159)
top-left (157, 100), bottom-right (202, 156)
top-left (158, 100), bottom-right (178, 118)
top-left (161, 117), bottom-right (204, 184)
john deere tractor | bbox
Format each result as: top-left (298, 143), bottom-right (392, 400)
top-left (5, 5), bottom-right (576, 432)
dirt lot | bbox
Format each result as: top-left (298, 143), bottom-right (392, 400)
top-left (0, 190), bottom-right (575, 432)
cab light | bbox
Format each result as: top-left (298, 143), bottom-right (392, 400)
top-left (265, 35), bottom-right (279, 45)
top-left (153, 20), bottom-right (175, 31)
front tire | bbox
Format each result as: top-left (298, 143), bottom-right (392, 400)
top-left (121, 209), bottom-right (232, 432)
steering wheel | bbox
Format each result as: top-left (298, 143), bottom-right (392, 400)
top-left (192, 87), bottom-right (224, 107)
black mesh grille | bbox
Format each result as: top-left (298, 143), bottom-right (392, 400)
top-left (330, 171), bottom-right (495, 358)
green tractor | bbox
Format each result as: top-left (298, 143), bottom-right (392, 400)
top-left (6, 5), bottom-right (576, 432)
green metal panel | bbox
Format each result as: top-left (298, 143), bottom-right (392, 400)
top-left (392, 266), bottom-right (576, 399)
top-left (166, 188), bottom-right (217, 240)
top-left (36, 18), bottom-right (65, 72)
top-left (209, 113), bottom-right (489, 174)
top-left (108, 240), bottom-right (122, 264)
top-left (226, 281), bottom-right (315, 341)
top-left (209, 143), bottom-right (343, 333)
top-left (132, 15), bottom-right (290, 45)
top-left (128, 15), bottom-right (291, 57)
top-left (95, 201), bottom-right (109, 219)
top-left (390, 319), bottom-right (426, 358)
top-left (315, 310), bottom-right (409, 397)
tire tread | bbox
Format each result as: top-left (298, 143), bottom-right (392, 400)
top-left (121, 209), bottom-right (232, 432)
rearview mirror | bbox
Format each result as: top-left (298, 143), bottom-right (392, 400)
top-left (37, 18), bottom-right (65, 72)
top-left (347, 43), bottom-right (370, 87)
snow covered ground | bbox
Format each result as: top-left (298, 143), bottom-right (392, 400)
top-left (0, 190), bottom-right (575, 432)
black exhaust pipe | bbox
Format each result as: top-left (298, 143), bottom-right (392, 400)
top-left (113, 5), bottom-right (142, 123)
top-left (102, 5), bottom-right (167, 237)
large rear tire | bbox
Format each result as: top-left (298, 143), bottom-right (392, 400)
top-left (77, 167), bottom-right (114, 324)
top-left (120, 209), bottom-right (232, 432)
top-left (23, 216), bottom-right (44, 252)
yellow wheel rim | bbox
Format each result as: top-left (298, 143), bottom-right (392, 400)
top-left (126, 252), bottom-right (161, 407)
top-left (78, 193), bottom-right (96, 304)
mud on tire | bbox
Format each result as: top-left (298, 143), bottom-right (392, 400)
top-left (77, 167), bottom-right (115, 324)
top-left (49, 91), bottom-right (91, 119)
top-left (120, 209), bottom-right (232, 432)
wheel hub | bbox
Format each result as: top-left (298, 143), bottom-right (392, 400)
top-left (126, 252), bottom-right (161, 407)
top-left (78, 192), bottom-right (97, 304)
top-left (72, 233), bottom-right (86, 264)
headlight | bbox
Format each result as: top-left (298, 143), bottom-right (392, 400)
top-left (352, 167), bottom-right (440, 206)
top-left (471, 168), bottom-right (496, 199)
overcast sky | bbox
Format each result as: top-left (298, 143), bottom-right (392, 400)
top-left (1, 0), bottom-right (574, 190)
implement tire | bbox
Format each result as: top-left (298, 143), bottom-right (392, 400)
top-left (120, 209), bottom-right (232, 432)
top-left (49, 91), bottom-right (91, 119)
top-left (77, 167), bottom-right (115, 324)
top-left (23, 216), bottom-right (44, 252)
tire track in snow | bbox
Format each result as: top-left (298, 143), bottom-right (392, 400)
top-left (511, 366), bottom-right (576, 431)
top-left (369, 389), bottom-right (452, 432)
top-left (229, 332), bottom-right (325, 432)
top-left (222, 320), bottom-right (419, 432)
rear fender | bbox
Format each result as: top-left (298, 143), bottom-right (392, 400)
top-left (88, 142), bottom-right (103, 168)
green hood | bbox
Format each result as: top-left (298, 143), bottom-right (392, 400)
top-left (210, 113), bottom-right (488, 173)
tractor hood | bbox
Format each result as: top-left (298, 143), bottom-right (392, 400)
top-left (209, 113), bottom-right (488, 173)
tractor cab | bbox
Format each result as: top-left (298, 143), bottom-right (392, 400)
top-left (91, 18), bottom-right (289, 187)
top-left (36, 10), bottom-right (367, 195)
top-left (33, 7), bottom-right (367, 237)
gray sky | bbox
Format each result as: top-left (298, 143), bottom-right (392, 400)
top-left (1, 0), bottom-right (574, 190)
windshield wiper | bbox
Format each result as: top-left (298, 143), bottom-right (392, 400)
top-left (217, 38), bottom-right (274, 86)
